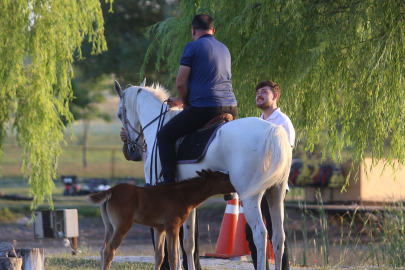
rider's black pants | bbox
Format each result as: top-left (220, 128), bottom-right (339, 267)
top-left (150, 210), bottom-right (201, 270)
top-left (245, 195), bottom-right (290, 270)
top-left (157, 105), bottom-right (238, 183)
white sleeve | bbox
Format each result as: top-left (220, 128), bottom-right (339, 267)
top-left (282, 119), bottom-right (295, 147)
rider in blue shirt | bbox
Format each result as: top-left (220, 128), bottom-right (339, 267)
top-left (157, 14), bottom-right (238, 184)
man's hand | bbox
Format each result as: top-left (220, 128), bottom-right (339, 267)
top-left (167, 97), bottom-right (184, 108)
top-left (120, 127), bottom-right (128, 143)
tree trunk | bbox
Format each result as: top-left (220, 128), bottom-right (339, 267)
top-left (0, 257), bottom-right (23, 270)
top-left (15, 248), bottom-right (44, 270)
top-left (83, 119), bottom-right (90, 168)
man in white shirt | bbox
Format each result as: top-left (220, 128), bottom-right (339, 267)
top-left (245, 81), bottom-right (295, 270)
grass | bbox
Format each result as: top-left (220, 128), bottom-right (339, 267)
top-left (3, 120), bottom-right (145, 179)
top-left (0, 202), bottom-right (101, 222)
top-left (2, 144), bottom-right (145, 179)
top-left (0, 177), bottom-right (101, 221)
top-left (45, 256), bottom-right (225, 270)
top-left (339, 202), bottom-right (405, 267)
top-left (287, 189), bottom-right (405, 268)
top-left (0, 208), bottom-right (19, 223)
top-left (45, 256), bottom-right (155, 270)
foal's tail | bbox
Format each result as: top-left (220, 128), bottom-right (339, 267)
top-left (85, 190), bottom-right (113, 205)
top-left (240, 124), bottom-right (292, 200)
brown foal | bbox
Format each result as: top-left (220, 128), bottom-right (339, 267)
top-left (86, 170), bottom-right (236, 270)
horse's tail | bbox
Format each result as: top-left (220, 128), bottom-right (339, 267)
top-left (240, 123), bottom-right (292, 200)
top-left (85, 190), bottom-right (113, 205)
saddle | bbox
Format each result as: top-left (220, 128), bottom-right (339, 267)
top-left (201, 113), bottom-right (234, 129)
top-left (176, 113), bottom-right (234, 164)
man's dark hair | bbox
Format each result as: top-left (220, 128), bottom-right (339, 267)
top-left (256, 81), bottom-right (281, 99)
top-left (192, 14), bottom-right (214, 30)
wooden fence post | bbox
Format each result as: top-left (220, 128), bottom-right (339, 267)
top-left (71, 237), bottom-right (78, 255)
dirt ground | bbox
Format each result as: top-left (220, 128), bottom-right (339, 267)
top-left (0, 207), bottom-right (226, 256)
top-left (0, 204), bottom-right (353, 261)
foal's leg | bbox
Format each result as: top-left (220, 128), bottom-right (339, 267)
top-left (266, 184), bottom-right (287, 270)
top-left (100, 204), bottom-right (114, 267)
top-left (102, 225), bottom-right (132, 270)
top-left (101, 221), bottom-right (114, 266)
top-left (154, 228), bottom-right (166, 270)
top-left (165, 225), bottom-right (180, 270)
top-left (182, 209), bottom-right (196, 270)
top-left (243, 192), bottom-right (267, 270)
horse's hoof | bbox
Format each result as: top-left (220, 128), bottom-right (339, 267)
top-left (223, 193), bottom-right (235, 201)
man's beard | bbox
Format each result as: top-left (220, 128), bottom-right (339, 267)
top-left (256, 100), bottom-right (270, 109)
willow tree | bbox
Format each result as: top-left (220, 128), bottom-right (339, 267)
top-left (141, 0), bottom-right (405, 175)
top-left (0, 0), bottom-right (111, 209)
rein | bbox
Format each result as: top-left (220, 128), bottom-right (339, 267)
top-left (121, 90), bottom-right (169, 183)
top-left (149, 101), bottom-right (169, 184)
top-left (121, 90), bottom-right (169, 158)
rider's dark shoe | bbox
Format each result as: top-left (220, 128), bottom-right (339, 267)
top-left (224, 193), bottom-right (235, 201)
top-left (144, 183), bottom-right (153, 187)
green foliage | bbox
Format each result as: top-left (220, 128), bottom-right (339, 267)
top-left (74, 0), bottom-right (177, 87)
top-left (69, 78), bottom-right (111, 123)
top-left (0, 0), bottom-right (110, 209)
top-left (142, 0), bottom-right (405, 176)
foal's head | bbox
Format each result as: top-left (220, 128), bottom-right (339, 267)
top-left (196, 169), bottom-right (235, 194)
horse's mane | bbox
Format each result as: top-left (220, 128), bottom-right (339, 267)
top-left (145, 83), bottom-right (171, 102)
top-left (118, 83), bottom-right (171, 121)
top-left (124, 83), bottom-right (170, 103)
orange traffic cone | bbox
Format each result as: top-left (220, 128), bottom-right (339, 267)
top-left (205, 195), bottom-right (239, 258)
top-left (221, 201), bottom-right (251, 258)
top-left (267, 239), bottom-right (275, 262)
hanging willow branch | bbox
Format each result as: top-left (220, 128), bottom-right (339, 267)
top-left (0, 0), bottom-right (111, 209)
top-left (141, 0), bottom-right (405, 180)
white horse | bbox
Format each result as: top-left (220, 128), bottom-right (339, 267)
top-left (114, 80), bottom-right (292, 270)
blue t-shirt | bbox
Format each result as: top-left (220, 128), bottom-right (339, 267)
top-left (180, 34), bottom-right (237, 107)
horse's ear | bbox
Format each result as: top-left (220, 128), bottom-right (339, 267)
top-left (114, 80), bottom-right (122, 98)
top-left (140, 78), bottom-right (146, 87)
top-left (196, 170), bottom-right (203, 177)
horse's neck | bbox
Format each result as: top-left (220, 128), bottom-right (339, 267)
top-left (136, 91), bottom-right (180, 184)
top-left (136, 91), bottom-right (175, 142)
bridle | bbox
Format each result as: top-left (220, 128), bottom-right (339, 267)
top-left (121, 91), bottom-right (144, 150)
top-left (121, 90), bottom-right (169, 181)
